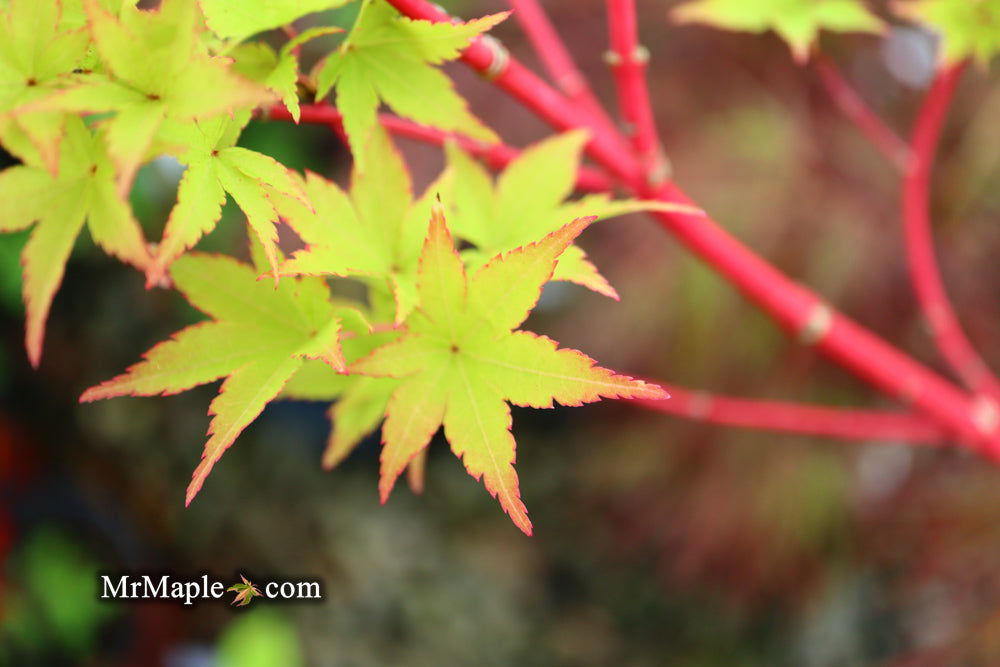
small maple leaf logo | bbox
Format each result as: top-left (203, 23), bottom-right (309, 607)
top-left (227, 575), bottom-right (261, 607)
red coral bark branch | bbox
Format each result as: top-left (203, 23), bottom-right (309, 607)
top-left (636, 385), bottom-right (946, 444)
top-left (507, 0), bottom-right (618, 139)
top-left (903, 64), bottom-right (1000, 403)
top-left (265, 104), bottom-right (614, 192)
top-left (814, 55), bottom-right (912, 172)
top-left (605, 0), bottom-right (667, 183)
top-left (369, 0), bottom-right (998, 454)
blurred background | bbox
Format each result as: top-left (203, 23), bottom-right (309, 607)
top-left (3, 0), bottom-right (1000, 664)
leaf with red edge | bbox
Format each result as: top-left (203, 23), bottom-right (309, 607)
top-left (0, 115), bottom-right (149, 366)
top-left (33, 0), bottom-right (269, 192)
top-left (351, 205), bottom-right (667, 535)
top-left (226, 574), bottom-right (261, 607)
top-left (0, 0), bottom-right (91, 172)
top-left (80, 251), bottom-right (348, 505)
top-left (146, 112), bottom-right (310, 286)
top-left (447, 131), bottom-right (698, 300)
top-left (275, 124), bottom-right (450, 323)
top-left (314, 0), bottom-right (504, 169)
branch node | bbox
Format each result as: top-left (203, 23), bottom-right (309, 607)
top-left (603, 45), bottom-right (649, 67)
top-left (555, 71), bottom-right (587, 96)
top-left (480, 35), bottom-right (510, 81)
top-left (688, 391), bottom-right (713, 420)
top-left (798, 303), bottom-right (833, 346)
top-left (972, 395), bottom-right (1000, 437)
top-left (646, 147), bottom-right (672, 186)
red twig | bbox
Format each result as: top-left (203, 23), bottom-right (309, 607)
top-left (384, 0), bottom-right (1000, 454)
top-left (267, 98), bottom-right (956, 448)
top-left (605, 0), bottom-right (667, 184)
top-left (637, 384), bottom-right (946, 444)
top-left (814, 55), bottom-right (912, 172)
top-left (385, 0), bottom-right (644, 185)
top-left (264, 104), bottom-right (614, 193)
top-left (507, 0), bottom-right (619, 139)
top-left (904, 64), bottom-right (1000, 404)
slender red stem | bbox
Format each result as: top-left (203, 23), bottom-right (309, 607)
top-left (271, 111), bottom-right (943, 448)
top-left (385, 0), bottom-right (644, 185)
top-left (814, 55), bottom-right (912, 172)
top-left (904, 64), bottom-right (1000, 403)
top-left (264, 104), bottom-right (614, 193)
top-left (636, 385), bottom-right (946, 444)
top-left (384, 0), bottom-right (999, 454)
top-left (507, 0), bottom-right (618, 139)
top-left (606, 0), bottom-right (667, 184)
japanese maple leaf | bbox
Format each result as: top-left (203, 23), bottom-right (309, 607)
top-left (146, 112), bottom-right (311, 285)
top-left (894, 0), bottom-right (1000, 65)
top-left (0, 115), bottom-right (149, 367)
top-left (80, 251), bottom-right (349, 505)
top-left (276, 124), bottom-right (449, 323)
top-left (38, 0), bottom-right (268, 193)
top-left (314, 0), bottom-right (504, 168)
top-left (670, 0), bottom-right (883, 61)
top-left (0, 0), bottom-right (90, 172)
top-left (200, 0), bottom-right (349, 43)
top-left (351, 206), bottom-right (667, 535)
top-left (227, 575), bottom-right (262, 607)
top-left (231, 27), bottom-right (342, 123)
top-left (447, 130), bottom-right (697, 300)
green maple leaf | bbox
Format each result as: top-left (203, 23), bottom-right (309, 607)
top-left (80, 250), bottom-right (350, 505)
top-left (895, 0), bottom-right (1000, 64)
top-left (0, 115), bottom-right (149, 367)
top-left (147, 112), bottom-right (311, 284)
top-left (200, 0), bottom-right (350, 43)
top-left (232, 26), bottom-right (342, 123)
top-left (350, 206), bottom-right (667, 535)
top-left (276, 124), bottom-right (449, 323)
top-left (227, 575), bottom-right (261, 607)
top-left (37, 0), bottom-right (269, 193)
top-left (671, 0), bottom-right (884, 61)
top-left (314, 0), bottom-right (504, 169)
top-left (0, 0), bottom-right (91, 172)
top-left (447, 130), bottom-right (696, 300)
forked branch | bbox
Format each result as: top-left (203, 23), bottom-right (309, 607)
top-left (367, 0), bottom-right (999, 455)
top-left (507, 0), bottom-right (619, 140)
top-left (903, 64), bottom-right (1000, 404)
top-left (814, 55), bottom-right (912, 172)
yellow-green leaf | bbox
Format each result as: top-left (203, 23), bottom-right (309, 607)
top-left (895, 0), bottom-right (1000, 65)
top-left (671, 0), bottom-right (884, 61)
top-left (81, 253), bottom-right (348, 504)
top-left (314, 0), bottom-right (504, 168)
top-left (351, 206), bottom-right (666, 534)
